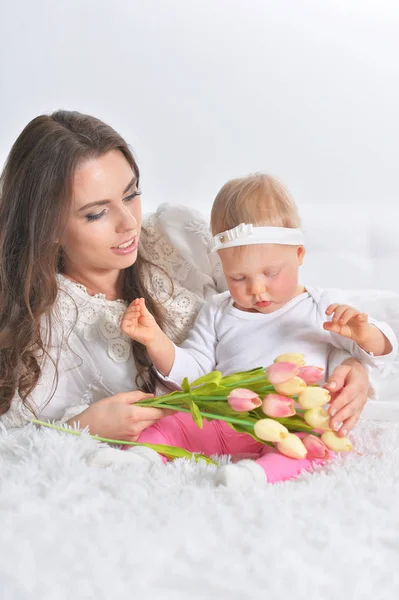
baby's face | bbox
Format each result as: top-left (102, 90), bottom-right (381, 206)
top-left (219, 243), bottom-right (305, 314)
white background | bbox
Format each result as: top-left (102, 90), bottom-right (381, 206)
top-left (1, 0), bottom-right (399, 289)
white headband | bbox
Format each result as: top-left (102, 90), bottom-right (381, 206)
top-left (211, 223), bottom-right (305, 252)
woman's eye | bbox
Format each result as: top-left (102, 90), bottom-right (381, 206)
top-left (86, 209), bottom-right (107, 222)
top-left (124, 189), bottom-right (142, 202)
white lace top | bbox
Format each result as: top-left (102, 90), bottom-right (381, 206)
top-left (0, 204), bottom-right (226, 429)
top-left (0, 203), bottom-right (368, 430)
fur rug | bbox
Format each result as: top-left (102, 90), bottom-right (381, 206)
top-left (1, 421), bottom-right (398, 600)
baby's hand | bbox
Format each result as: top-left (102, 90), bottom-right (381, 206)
top-left (323, 304), bottom-right (370, 344)
top-left (121, 298), bottom-right (160, 347)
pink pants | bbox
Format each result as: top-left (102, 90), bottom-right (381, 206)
top-left (138, 413), bottom-right (326, 483)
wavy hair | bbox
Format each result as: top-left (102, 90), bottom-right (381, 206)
top-left (0, 110), bottom-right (168, 416)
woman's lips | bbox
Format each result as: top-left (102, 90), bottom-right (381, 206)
top-left (111, 237), bottom-right (138, 255)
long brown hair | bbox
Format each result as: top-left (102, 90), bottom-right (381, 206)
top-left (0, 110), bottom-right (168, 416)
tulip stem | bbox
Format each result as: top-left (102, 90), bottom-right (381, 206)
top-left (137, 402), bottom-right (256, 428)
top-left (224, 375), bottom-right (269, 388)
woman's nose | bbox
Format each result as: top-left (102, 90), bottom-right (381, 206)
top-left (116, 207), bottom-right (137, 233)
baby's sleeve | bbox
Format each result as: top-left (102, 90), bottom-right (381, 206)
top-left (155, 295), bottom-right (223, 387)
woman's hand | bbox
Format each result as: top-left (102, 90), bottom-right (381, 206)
top-left (66, 391), bottom-right (168, 441)
top-left (324, 358), bottom-right (370, 437)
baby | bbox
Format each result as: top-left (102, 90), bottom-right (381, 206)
top-left (101, 174), bottom-right (398, 485)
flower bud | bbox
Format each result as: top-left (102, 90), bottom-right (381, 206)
top-left (266, 362), bottom-right (299, 384)
top-left (277, 433), bottom-right (308, 459)
top-left (274, 353), bottom-right (305, 366)
top-left (262, 394), bottom-right (296, 418)
top-left (298, 366), bottom-right (324, 385)
top-left (227, 389), bottom-right (262, 412)
top-left (274, 377), bottom-right (307, 396)
top-left (303, 407), bottom-right (332, 431)
top-left (321, 431), bottom-right (353, 452)
top-left (302, 434), bottom-right (330, 459)
top-left (297, 387), bottom-right (331, 409)
top-left (254, 419), bottom-right (289, 442)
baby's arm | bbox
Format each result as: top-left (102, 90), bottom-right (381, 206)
top-left (121, 298), bottom-right (175, 376)
top-left (323, 304), bottom-right (393, 357)
top-left (121, 297), bottom-right (219, 382)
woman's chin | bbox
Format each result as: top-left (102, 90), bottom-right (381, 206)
top-left (113, 249), bottom-right (138, 268)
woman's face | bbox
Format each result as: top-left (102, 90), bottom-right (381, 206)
top-left (60, 149), bottom-right (142, 276)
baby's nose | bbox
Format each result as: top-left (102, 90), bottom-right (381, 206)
top-left (250, 279), bottom-right (267, 295)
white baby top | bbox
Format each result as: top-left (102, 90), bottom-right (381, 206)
top-left (166, 286), bottom-right (398, 385)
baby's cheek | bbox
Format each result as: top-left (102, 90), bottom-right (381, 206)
top-left (274, 274), bottom-right (298, 298)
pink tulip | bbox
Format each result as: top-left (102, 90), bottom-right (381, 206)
top-left (301, 434), bottom-right (330, 459)
top-left (227, 388), bottom-right (262, 412)
top-left (297, 366), bottom-right (324, 385)
top-left (262, 394), bottom-right (296, 418)
top-left (266, 362), bottom-right (299, 384)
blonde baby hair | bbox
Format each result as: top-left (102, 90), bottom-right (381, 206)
top-left (210, 173), bottom-right (301, 236)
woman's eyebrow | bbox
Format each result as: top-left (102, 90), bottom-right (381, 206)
top-left (78, 176), bottom-right (137, 212)
top-left (123, 175), bottom-right (137, 194)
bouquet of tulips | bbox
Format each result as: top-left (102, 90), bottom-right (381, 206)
top-left (33, 353), bottom-right (353, 463)
top-left (134, 352), bottom-right (353, 460)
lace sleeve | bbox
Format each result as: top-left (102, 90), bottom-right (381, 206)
top-left (140, 203), bottom-right (227, 343)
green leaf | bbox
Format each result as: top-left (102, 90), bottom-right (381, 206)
top-left (220, 367), bottom-right (266, 386)
top-left (30, 419), bottom-right (217, 464)
top-left (190, 382), bottom-right (226, 396)
top-left (139, 442), bottom-right (215, 463)
top-left (138, 390), bottom-right (186, 405)
top-left (191, 371), bottom-right (223, 387)
top-left (188, 398), bottom-right (203, 429)
top-left (181, 377), bottom-right (191, 393)
top-left (194, 400), bottom-right (246, 418)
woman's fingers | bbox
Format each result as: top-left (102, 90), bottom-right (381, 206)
top-left (125, 418), bottom-right (162, 441)
top-left (121, 391), bottom-right (154, 403)
top-left (324, 362), bottom-right (369, 434)
top-left (330, 399), bottom-right (360, 431)
top-left (340, 413), bottom-right (361, 437)
top-left (324, 364), bottom-right (351, 394)
top-left (130, 406), bottom-right (166, 422)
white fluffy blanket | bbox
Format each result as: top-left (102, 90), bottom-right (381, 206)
top-left (1, 420), bottom-right (398, 600)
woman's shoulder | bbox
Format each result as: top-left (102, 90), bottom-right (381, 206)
top-left (142, 203), bottom-right (211, 257)
top-left (145, 202), bottom-right (210, 230)
top-left (141, 202), bottom-right (225, 288)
